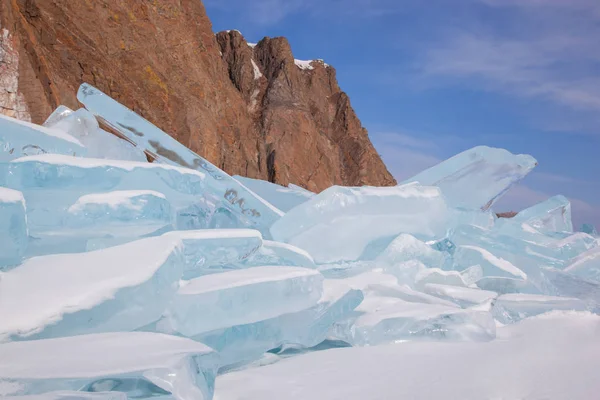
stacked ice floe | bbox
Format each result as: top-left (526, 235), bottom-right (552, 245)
top-left (1, 83), bottom-right (599, 400)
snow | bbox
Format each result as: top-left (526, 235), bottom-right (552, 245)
top-left (178, 266), bottom-right (320, 295)
top-left (0, 186), bottom-right (25, 204)
top-left (294, 59), bottom-right (329, 70)
top-left (422, 283), bottom-right (498, 306)
top-left (251, 59), bottom-right (263, 80)
top-left (11, 154), bottom-right (206, 178)
top-left (0, 332), bottom-right (217, 400)
top-left (460, 245), bottom-right (528, 279)
top-left (0, 235), bottom-right (182, 340)
top-left (67, 190), bottom-right (166, 212)
top-left (164, 228), bottom-right (262, 241)
top-left (294, 59), bottom-right (314, 70)
top-left (247, 43), bottom-right (257, 48)
top-left (0, 332), bottom-right (213, 379)
top-left (215, 311), bottom-right (600, 400)
top-left (0, 113), bottom-right (83, 146)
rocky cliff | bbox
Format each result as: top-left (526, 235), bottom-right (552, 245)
top-left (0, 0), bottom-right (395, 191)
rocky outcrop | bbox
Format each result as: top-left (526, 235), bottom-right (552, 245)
top-left (496, 211), bottom-right (518, 219)
top-left (0, 0), bottom-right (395, 191)
top-left (216, 31), bottom-right (396, 190)
top-left (0, 28), bottom-right (30, 121)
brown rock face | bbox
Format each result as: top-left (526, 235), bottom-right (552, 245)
top-left (0, 0), bottom-right (396, 191)
top-left (496, 211), bottom-right (518, 219)
top-left (216, 31), bottom-right (396, 190)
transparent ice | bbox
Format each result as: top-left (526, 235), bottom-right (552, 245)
top-left (233, 175), bottom-right (314, 212)
top-left (0, 235), bottom-right (185, 341)
top-left (271, 183), bottom-right (450, 263)
top-left (492, 293), bottom-right (586, 324)
top-left (405, 146), bottom-right (537, 210)
top-left (0, 187), bottom-right (28, 269)
top-left (44, 107), bottom-right (147, 162)
top-left (0, 114), bottom-right (86, 162)
top-left (509, 195), bottom-right (573, 233)
top-left (164, 266), bottom-right (323, 336)
top-left (197, 280), bottom-right (363, 368)
top-left (0, 332), bottom-right (218, 400)
top-left (77, 83), bottom-right (283, 237)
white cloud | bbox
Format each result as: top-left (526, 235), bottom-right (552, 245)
top-left (420, 33), bottom-right (600, 113)
top-left (409, 0), bottom-right (600, 135)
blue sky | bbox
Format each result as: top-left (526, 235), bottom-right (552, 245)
top-left (205, 0), bottom-right (600, 228)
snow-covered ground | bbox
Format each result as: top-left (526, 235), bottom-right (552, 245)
top-left (216, 311), bottom-right (600, 400)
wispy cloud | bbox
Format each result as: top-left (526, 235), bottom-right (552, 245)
top-left (411, 0), bottom-right (600, 134)
top-left (420, 33), bottom-right (600, 113)
top-left (532, 171), bottom-right (595, 186)
top-left (371, 131), bottom-right (442, 181)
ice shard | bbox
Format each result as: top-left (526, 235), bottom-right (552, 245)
top-left (240, 240), bottom-right (316, 269)
top-left (475, 276), bottom-right (534, 294)
top-left (196, 280), bottom-right (363, 367)
top-left (0, 332), bottom-right (218, 400)
top-left (375, 233), bottom-right (447, 269)
top-left (382, 259), bottom-right (467, 288)
top-left (403, 146), bottom-right (537, 210)
top-left (164, 266), bottom-right (323, 336)
top-left (331, 295), bottom-right (496, 346)
top-left (492, 293), bottom-right (586, 324)
top-left (161, 229), bottom-right (263, 279)
top-left (0, 187), bottom-right (28, 269)
top-left (509, 195), bottom-right (573, 233)
top-left (44, 108), bottom-right (147, 162)
top-left (453, 245), bottom-right (528, 280)
top-left (364, 282), bottom-right (459, 307)
top-left (0, 114), bottom-right (86, 162)
top-left (581, 223), bottom-right (598, 236)
top-left (539, 267), bottom-right (600, 311)
top-left (449, 224), bottom-right (564, 279)
top-left (414, 267), bottom-right (469, 289)
top-left (0, 154), bottom-right (209, 241)
top-left (77, 83), bottom-right (283, 236)
top-left (42, 105), bottom-right (74, 127)
top-left (233, 175), bottom-right (314, 212)
top-left (270, 183), bottom-right (450, 263)
top-left (422, 284), bottom-right (498, 308)
top-left (0, 235), bottom-right (185, 341)
top-left (65, 190), bottom-right (173, 237)
top-left (564, 247), bottom-right (600, 282)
